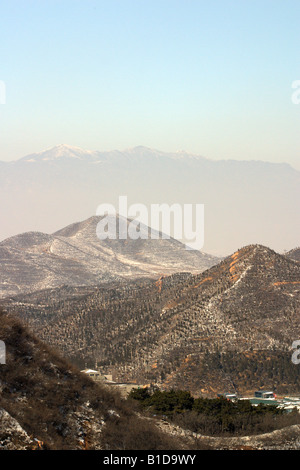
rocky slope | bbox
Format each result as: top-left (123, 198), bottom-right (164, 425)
top-left (0, 215), bottom-right (219, 298)
top-left (0, 309), bottom-right (184, 450)
top-left (0, 408), bottom-right (35, 450)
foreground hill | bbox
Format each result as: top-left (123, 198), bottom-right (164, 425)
top-left (0, 309), bottom-right (185, 450)
top-left (2, 309), bottom-right (300, 451)
top-left (0, 215), bottom-right (219, 298)
top-left (7, 244), bottom-right (300, 396)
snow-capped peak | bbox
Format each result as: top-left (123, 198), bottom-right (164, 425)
top-left (21, 144), bottom-right (99, 162)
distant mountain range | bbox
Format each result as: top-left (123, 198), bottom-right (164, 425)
top-left (0, 215), bottom-right (220, 298)
top-left (1, 144), bottom-right (299, 255)
top-left (7, 243), bottom-right (300, 396)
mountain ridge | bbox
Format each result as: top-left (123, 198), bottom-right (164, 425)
top-left (2, 144), bottom-right (297, 170)
top-left (0, 215), bottom-right (220, 299)
top-left (6, 243), bottom-right (300, 396)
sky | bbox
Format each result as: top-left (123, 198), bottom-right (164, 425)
top-left (0, 0), bottom-right (299, 169)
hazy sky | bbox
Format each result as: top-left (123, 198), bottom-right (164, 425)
top-left (0, 0), bottom-right (299, 169)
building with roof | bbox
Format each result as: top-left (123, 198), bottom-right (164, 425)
top-left (254, 391), bottom-right (274, 399)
